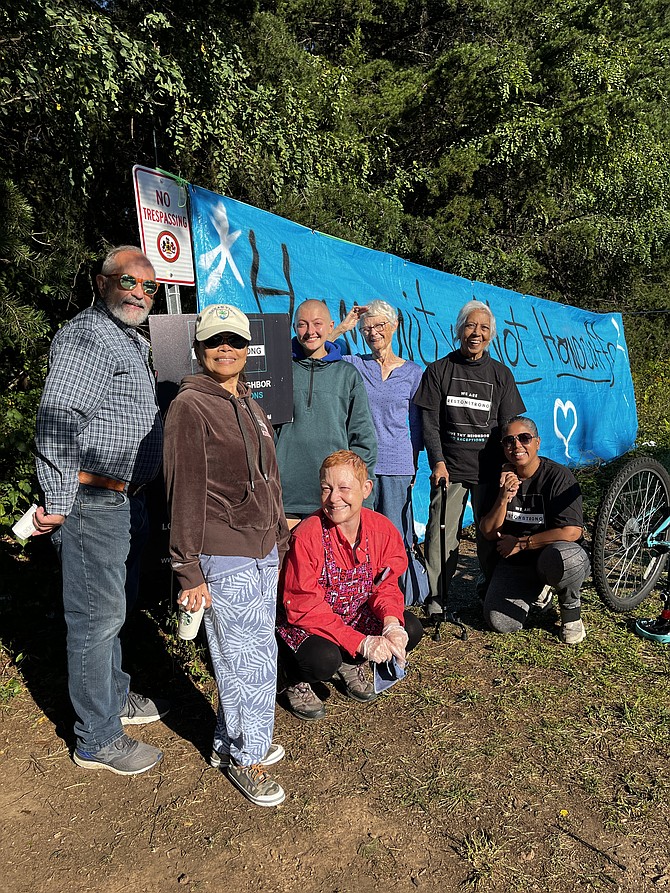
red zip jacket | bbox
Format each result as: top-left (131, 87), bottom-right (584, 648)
top-left (281, 508), bottom-right (407, 656)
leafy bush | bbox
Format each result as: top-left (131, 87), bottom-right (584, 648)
top-left (633, 356), bottom-right (670, 454)
top-left (0, 389), bottom-right (42, 529)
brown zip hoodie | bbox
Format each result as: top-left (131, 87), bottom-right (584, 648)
top-left (163, 373), bottom-right (289, 590)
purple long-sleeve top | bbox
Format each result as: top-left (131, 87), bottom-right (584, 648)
top-left (343, 354), bottom-right (424, 475)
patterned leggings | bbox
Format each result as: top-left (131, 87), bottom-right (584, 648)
top-left (201, 548), bottom-right (279, 766)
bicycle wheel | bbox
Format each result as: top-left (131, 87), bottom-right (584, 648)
top-left (593, 457), bottom-right (670, 611)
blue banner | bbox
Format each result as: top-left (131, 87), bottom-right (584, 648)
top-left (189, 185), bottom-right (637, 532)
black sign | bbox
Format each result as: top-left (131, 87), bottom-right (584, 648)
top-left (148, 312), bottom-right (294, 424)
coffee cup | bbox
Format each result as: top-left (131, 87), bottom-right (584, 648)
top-left (12, 504), bottom-right (38, 540)
top-left (177, 592), bottom-right (205, 640)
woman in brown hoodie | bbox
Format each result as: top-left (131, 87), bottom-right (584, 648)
top-left (163, 304), bottom-right (289, 808)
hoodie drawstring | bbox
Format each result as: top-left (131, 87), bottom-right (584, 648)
top-left (241, 396), bottom-right (270, 483)
top-left (229, 398), bottom-right (260, 491)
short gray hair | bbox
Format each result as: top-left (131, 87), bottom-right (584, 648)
top-left (358, 300), bottom-right (398, 328)
top-left (455, 300), bottom-right (496, 341)
top-left (101, 245), bottom-right (152, 276)
top-left (502, 416), bottom-right (539, 438)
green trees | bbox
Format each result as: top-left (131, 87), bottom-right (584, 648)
top-left (0, 0), bottom-right (668, 522)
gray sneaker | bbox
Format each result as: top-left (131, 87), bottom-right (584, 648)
top-left (226, 760), bottom-right (286, 807)
top-left (561, 619), bottom-right (586, 645)
top-left (210, 742), bottom-right (285, 769)
top-left (338, 661), bottom-right (378, 703)
top-left (286, 682), bottom-right (326, 720)
top-left (73, 734), bottom-right (163, 775)
top-left (120, 691), bottom-right (170, 726)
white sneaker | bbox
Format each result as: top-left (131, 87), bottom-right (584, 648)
top-left (531, 586), bottom-right (554, 613)
top-left (561, 619), bottom-right (586, 645)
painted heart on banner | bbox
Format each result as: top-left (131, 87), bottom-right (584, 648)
top-left (554, 399), bottom-right (578, 459)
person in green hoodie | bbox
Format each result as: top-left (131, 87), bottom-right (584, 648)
top-left (274, 299), bottom-right (377, 527)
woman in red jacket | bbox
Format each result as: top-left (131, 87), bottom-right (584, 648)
top-left (277, 450), bottom-right (423, 720)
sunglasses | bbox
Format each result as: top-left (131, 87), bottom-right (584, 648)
top-left (107, 273), bottom-right (159, 296)
top-left (502, 432), bottom-right (536, 448)
top-left (202, 332), bottom-right (250, 350)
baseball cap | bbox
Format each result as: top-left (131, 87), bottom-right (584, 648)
top-left (194, 304), bottom-right (251, 342)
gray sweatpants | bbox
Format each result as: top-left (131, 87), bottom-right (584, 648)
top-left (423, 480), bottom-right (496, 610)
top-left (484, 541), bottom-right (590, 634)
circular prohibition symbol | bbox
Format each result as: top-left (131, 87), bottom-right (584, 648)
top-left (156, 230), bottom-right (181, 264)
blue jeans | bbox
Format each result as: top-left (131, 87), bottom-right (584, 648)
top-left (374, 475), bottom-right (428, 605)
top-left (52, 485), bottom-right (149, 751)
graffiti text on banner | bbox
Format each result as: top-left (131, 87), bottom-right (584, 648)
top-left (188, 185), bottom-right (637, 531)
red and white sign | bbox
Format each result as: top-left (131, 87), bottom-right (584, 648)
top-left (133, 165), bottom-right (195, 285)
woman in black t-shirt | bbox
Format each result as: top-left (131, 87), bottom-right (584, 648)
top-left (479, 416), bottom-right (589, 645)
top-left (414, 300), bottom-right (525, 618)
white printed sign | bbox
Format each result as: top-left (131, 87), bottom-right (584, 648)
top-left (133, 165), bottom-right (195, 285)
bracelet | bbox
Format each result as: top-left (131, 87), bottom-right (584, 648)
top-left (527, 536), bottom-right (533, 550)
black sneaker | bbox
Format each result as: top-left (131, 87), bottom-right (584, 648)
top-left (120, 692), bottom-right (170, 726)
top-left (73, 734), bottom-right (163, 775)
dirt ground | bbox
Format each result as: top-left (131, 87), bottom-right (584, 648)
top-left (2, 533), bottom-right (670, 893)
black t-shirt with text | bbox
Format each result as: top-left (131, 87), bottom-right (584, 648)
top-left (494, 457), bottom-right (584, 564)
top-left (414, 350), bottom-right (525, 484)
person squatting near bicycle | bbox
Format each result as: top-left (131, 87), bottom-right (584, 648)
top-left (163, 304), bottom-right (290, 808)
top-left (479, 416), bottom-right (590, 645)
top-left (275, 450), bottom-right (424, 720)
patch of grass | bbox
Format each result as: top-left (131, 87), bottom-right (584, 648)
top-left (458, 829), bottom-right (506, 889)
top-left (490, 677), bottom-right (565, 714)
top-left (0, 675), bottom-right (22, 704)
top-left (382, 751), bottom-right (483, 813)
top-left (455, 688), bottom-right (485, 706)
top-left (0, 645), bottom-right (23, 705)
top-left (602, 770), bottom-right (668, 835)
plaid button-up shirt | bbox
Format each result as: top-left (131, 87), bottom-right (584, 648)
top-left (35, 301), bottom-right (163, 516)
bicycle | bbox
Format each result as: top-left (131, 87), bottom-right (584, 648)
top-left (592, 455), bottom-right (670, 641)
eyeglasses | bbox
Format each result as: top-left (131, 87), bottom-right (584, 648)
top-left (202, 332), bottom-right (249, 350)
top-left (360, 322), bottom-right (389, 336)
top-left (106, 274), bottom-right (159, 296)
top-left (502, 432), bottom-right (536, 448)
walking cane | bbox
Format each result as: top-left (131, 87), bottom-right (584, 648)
top-left (433, 478), bottom-right (468, 643)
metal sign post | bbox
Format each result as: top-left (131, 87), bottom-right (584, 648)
top-left (165, 283), bottom-right (182, 315)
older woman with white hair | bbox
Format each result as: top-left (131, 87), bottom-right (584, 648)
top-left (337, 300), bottom-right (425, 604)
top-left (413, 299), bottom-right (526, 619)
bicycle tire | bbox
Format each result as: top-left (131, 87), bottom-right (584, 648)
top-left (593, 456), bottom-right (670, 611)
